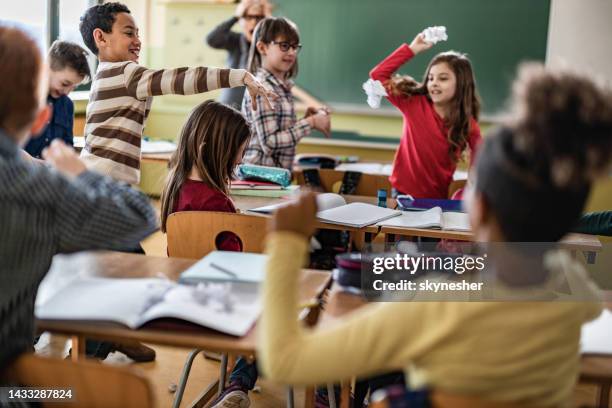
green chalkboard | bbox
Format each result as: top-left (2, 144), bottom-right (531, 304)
top-left (274, 0), bottom-right (550, 116)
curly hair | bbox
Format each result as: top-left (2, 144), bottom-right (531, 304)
top-left (475, 64), bottom-right (612, 242)
top-left (386, 51), bottom-right (481, 163)
top-left (79, 2), bottom-right (130, 55)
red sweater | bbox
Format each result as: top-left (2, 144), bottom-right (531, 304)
top-left (370, 44), bottom-right (482, 199)
top-left (173, 179), bottom-right (242, 252)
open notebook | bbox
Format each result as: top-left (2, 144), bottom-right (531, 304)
top-left (581, 309), bottom-right (612, 355)
top-left (377, 207), bottom-right (471, 231)
top-left (35, 277), bottom-right (260, 336)
top-left (180, 251), bottom-right (267, 285)
top-left (250, 193), bottom-right (401, 228)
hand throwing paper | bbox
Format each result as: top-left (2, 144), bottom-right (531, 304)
top-left (363, 78), bottom-right (388, 109)
top-left (422, 26), bottom-right (448, 44)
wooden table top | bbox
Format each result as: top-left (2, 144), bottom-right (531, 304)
top-left (36, 251), bottom-right (332, 354)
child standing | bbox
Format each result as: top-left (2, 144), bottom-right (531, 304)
top-left (25, 41), bottom-right (90, 158)
top-left (370, 31), bottom-right (482, 199)
top-left (206, 0), bottom-right (272, 109)
top-left (0, 26), bottom-right (157, 375)
top-left (160, 100), bottom-right (250, 251)
top-left (257, 64), bottom-right (612, 406)
top-left (78, 2), bottom-right (274, 184)
top-left (242, 16), bottom-right (330, 170)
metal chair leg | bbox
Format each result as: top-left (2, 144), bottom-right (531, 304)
top-left (173, 348), bottom-right (203, 408)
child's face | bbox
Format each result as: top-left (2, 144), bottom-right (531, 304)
top-left (49, 67), bottom-right (83, 99)
top-left (240, 4), bottom-right (265, 43)
top-left (95, 12), bottom-right (141, 63)
top-left (260, 35), bottom-right (298, 76)
top-left (427, 62), bottom-right (457, 105)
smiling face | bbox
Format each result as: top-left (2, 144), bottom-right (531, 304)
top-left (240, 4), bottom-right (265, 43)
top-left (427, 62), bottom-right (457, 105)
top-left (95, 12), bottom-right (141, 62)
top-left (259, 35), bottom-right (297, 78)
top-left (48, 67), bottom-right (83, 99)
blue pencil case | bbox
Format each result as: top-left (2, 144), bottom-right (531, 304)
top-left (397, 195), bottom-right (465, 212)
top-left (237, 164), bottom-right (292, 188)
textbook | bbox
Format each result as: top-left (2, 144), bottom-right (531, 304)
top-left (36, 277), bottom-right (260, 337)
top-left (230, 180), bottom-right (283, 190)
top-left (179, 251), bottom-right (267, 285)
top-left (230, 185), bottom-right (300, 198)
top-left (397, 196), bottom-right (465, 213)
top-left (250, 193), bottom-right (401, 228)
top-left (377, 207), bottom-right (471, 232)
top-left (581, 309), bottom-right (612, 355)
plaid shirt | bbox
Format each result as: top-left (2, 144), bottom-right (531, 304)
top-left (242, 69), bottom-right (311, 170)
top-left (0, 129), bottom-right (157, 376)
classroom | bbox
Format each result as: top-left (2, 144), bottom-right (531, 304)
top-left (1, 0), bottom-right (611, 407)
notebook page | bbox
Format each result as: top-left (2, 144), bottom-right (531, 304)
top-left (581, 309), bottom-right (612, 355)
top-left (376, 207), bottom-right (442, 228)
top-left (317, 202), bottom-right (400, 228)
top-left (441, 211), bottom-right (471, 231)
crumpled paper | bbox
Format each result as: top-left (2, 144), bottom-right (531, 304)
top-left (422, 26), bottom-right (448, 44)
top-left (362, 78), bottom-right (388, 109)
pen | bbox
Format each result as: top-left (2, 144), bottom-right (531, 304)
top-left (210, 262), bottom-right (239, 279)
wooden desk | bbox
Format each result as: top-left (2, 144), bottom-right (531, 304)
top-left (37, 251), bottom-right (331, 354)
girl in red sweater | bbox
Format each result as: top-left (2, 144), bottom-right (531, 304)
top-left (160, 100), bottom-right (250, 251)
top-left (370, 31), bottom-right (482, 199)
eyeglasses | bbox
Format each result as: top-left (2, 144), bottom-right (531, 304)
top-left (243, 14), bottom-right (265, 22)
top-left (270, 41), bottom-right (303, 53)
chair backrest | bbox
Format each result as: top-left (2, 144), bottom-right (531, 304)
top-left (294, 169), bottom-right (392, 196)
top-left (5, 353), bottom-right (154, 408)
top-left (166, 211), bottom-right (268, 259)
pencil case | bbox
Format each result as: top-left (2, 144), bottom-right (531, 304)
top-left (237, 164), bottom-right (292, 188)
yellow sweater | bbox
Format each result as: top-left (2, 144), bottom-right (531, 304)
top-left (259, 232), bottom-right (602, 407)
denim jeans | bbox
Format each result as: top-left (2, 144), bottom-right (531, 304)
top-left (229, 357), bottom-right (258, 389)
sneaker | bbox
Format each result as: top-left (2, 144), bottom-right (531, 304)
top-left (210, 382), bottom-right (250, 408)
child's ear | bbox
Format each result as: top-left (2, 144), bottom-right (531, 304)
top-left (93, 28), bottom-right (107, 51)
top-left (30, 104), bottom-right (52, 136)
top-left (256, 41), bottom-right (267, 56)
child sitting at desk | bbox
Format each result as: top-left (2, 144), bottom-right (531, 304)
top-left (257, 64), bottom-right (612, 406)
top-left (78, 2), bottom-right (274, 185)
top-left (160, 100), bottom-right (259, 408)
top-left (0, 26), bottom-right (157, 378)
top-left (24, 40), bottom-right (90, 159)
top-left (242, 16), bottom-right (331, 170)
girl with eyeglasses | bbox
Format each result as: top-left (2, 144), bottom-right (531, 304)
top-left (242, 16), bottom-right (331, 170)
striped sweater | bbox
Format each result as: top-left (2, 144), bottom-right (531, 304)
top-left (81, 61), bottom-right (247, 184)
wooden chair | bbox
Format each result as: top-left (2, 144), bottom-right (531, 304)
top-left (166, 211), bottom-right (268, 259)
top-left (370, 389), bottom-right (541, 408)
top-left (294, 168), bottom-right (392, 197)
top-left (5, 353), bottom-right (154, 408)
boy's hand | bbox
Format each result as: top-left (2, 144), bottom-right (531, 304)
top-left (244, 71), bottom-right (277, 111)
top-left (409, 33), bottom-right (434, 55)
top-left (307, 111), bottom-right (331, 138)
top-left (269, 192), bottom-right (318, 238)
top-left (42, 139), bottom-right (86, 178)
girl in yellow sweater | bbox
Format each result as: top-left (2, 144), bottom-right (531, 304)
top-left (259, 64), bottom-right (612, 407)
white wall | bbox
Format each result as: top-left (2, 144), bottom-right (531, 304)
top-left (547, 0), bottom-right (612, 85)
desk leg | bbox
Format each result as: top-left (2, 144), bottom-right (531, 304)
top-left (286, 386), bottom-right (295, 408)
top-left (596, 382), bottom-right (610, 408)
top-left (365, 232), bottom-right (372, 244)
top-left (71, 335), bottom-right (85, 362)
top-left (340, 380), bottom-right (351, 408)
top-left (218, 353), bottom-right (229, 394)
top-left (584, 251), bottom-right (597, 264)
top-left (304, 386), bottom-right (315, 408)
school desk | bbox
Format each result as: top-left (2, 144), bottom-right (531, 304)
top-left (320, 285), bottom-right (612, 408)
top-left (36, 251), bottom-right (332, 408)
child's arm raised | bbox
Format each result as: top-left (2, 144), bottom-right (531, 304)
top-left (123, 63), bottom-right (274, 109)
top-left (258, 193), bottom-right (447, 384)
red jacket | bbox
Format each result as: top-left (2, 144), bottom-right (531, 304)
top-left (174, 179), bottom-right (242, 252)
top-left (370, 44), bottom-right (481, 199)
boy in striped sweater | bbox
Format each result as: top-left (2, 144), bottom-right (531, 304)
top-left (79, 2), bottom-right (274, 184)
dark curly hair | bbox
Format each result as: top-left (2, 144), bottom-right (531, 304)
top-left (475, 64), bottom-right (612, 242)
top-left (79, 2), bottom-right (130, 55)
top-left (386, 51), bottom-right (481, 163)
